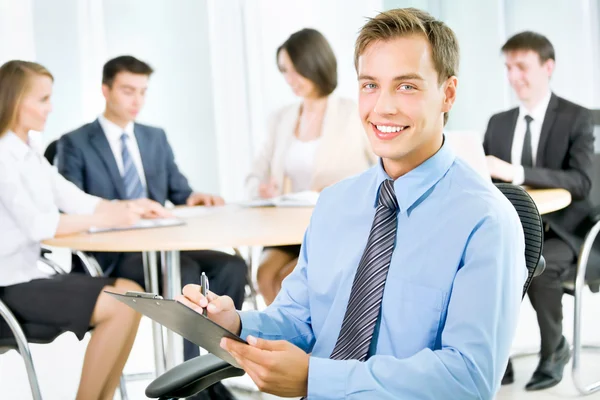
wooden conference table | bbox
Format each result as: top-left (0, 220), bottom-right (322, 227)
top-left (43, 188), bottom-right (571, 375)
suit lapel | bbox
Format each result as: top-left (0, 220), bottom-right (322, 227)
top-left (133, 124), bottom-right (155, 200)
top-left (502, 109), bottom-right (519, 163)
top-left (89, 119), bottom-right (126, 199)
top-left (536, 93), bottom-right (559, 166)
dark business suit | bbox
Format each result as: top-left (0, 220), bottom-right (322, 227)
top-left (57, 120), bottom-right (247, 380)
top-left (484, 93), bottom-right (594, 357)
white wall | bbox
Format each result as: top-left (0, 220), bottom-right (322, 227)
top-left (101, 0), bottom-right (219, 193)
top-left (0, 0), bottom-right (36, 63)
top-left (242, 0), bottom-right (383, 148)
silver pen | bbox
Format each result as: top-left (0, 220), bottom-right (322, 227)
top-left (200, 272), bottom-right (209, 317)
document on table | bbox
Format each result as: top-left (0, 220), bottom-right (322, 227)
top-left (89, 218), bottom-right (185, 233)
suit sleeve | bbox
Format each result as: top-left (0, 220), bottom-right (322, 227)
top-left (163, 130), bottom-right (193, 205)
top-left (523, 108), bottom-right (594, 200)
top-left (482, 115), bottom-right (495, 156)
top-left (57, 134), bottom-right (86, 190)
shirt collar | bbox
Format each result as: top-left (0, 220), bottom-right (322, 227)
top-left (98, 114), bottom-right (135, 142)
top-left (374, 135), bottom-right (456, 214)
top-left (1, 131), bottom-right (34, 161)
top-left (518, 90), bottom-right (552, 123)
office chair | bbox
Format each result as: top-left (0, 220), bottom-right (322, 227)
top-left (561, 110), bottom-right (600, 395)
top-left (43, 139), bottom-right (58, 166)
top-left (0, 252), bottom-right (129, 399)
top-left (143, 183), bottom-right (546, 400)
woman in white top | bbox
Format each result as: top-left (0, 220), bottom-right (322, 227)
top-left (246, 29), bottom-right (376, 305)
top-left (0, 60), bottom-right (167, 399)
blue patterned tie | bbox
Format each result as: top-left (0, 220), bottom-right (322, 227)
top-left (120, 133), bottom-right (146, 199)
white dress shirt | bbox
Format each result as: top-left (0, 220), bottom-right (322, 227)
top-left (511, 91), bottom-right (552, 185)
top-left (0, 132), bottom-right (101, 286)
top-left (98, 114), bottom-right (148, 189)
top-left (283, 137), bottom-right (321, 192)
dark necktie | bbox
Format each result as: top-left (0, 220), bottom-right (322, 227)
top-left (521, 115), bottom-right (534, 167)
top-left (330, 179), bottom-right (399, 361)
top-left (121, 133), bottom-right (146, 199)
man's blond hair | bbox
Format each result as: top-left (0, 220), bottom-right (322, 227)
top-left (355, 8), bottom-right (459, 124)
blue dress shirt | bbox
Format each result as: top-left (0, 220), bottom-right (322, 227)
top-left (239, 139), bottom-right (527, 399)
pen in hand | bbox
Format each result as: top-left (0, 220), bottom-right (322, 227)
top-left (200, 272), bottom-right (209, 317)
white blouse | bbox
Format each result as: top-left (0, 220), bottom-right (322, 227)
top-left (0, 132), bottom-right (101, 286)
top-left (283, 137), bottom-right (321, 193)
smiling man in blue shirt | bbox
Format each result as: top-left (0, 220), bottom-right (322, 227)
top-left (178, 8), bottom-right (527, 399)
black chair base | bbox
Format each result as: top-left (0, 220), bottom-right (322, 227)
top-left (146, 353), bottom-right (244, 399)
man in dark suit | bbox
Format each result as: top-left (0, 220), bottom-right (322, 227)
top-left (57, 56), bottom-right (244, 400)
top-left (484, 32), bottom-right (594, 391)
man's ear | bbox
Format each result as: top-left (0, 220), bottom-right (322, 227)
top-left (101, 83), bottom-right (110, 100)
top-left (543, 59), bottom-right (555, 79)
top-left (442, 76), bottom-right (458, 114)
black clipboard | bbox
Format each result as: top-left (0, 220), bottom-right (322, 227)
top-left (106, 291), bottom-right (246, 368)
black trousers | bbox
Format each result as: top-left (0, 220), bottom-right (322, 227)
top-left (115, 250), bottom-right (247, 360)
top-left (527, 230), bottom-right (576, 358)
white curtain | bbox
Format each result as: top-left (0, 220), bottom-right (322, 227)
top-left (0, 0), bottom-right (36, 64)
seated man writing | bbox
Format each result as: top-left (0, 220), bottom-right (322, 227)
top-left (178, 8), bottom-right (527, 399)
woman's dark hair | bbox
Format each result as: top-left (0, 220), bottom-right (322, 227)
top-left (277, 28), bottom-right (337, 97)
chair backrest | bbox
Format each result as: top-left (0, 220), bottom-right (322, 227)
top-left (588, 110), bottom-right (600, 210)
top-left (495, 183), bottom-right (544, 299)
top-left (43, 139), bottom-right (58, 166)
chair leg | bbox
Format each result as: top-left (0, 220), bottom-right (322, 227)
top-left (572, 220), bottom-right (600, 395)
top-left (234, 247), bottom-right (259, 310)
top-left (572, 276), bottom-right (600, 395)
top-left (246, 249), bottom-right (258, 310)
top-left (119, 375), bottom-right (129, 400)
top-left (0, 300), bottom-right (43, 400)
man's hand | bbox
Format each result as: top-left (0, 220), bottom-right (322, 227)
top-left (175, 284), bottom-right (241, 334)
top-left (186, 192), bottom-right (225, 207)
top-left (221, 336), bottom-right (309, 397)
top-left (486, 155), bottom-right (517, 182)
top-left (129, 198), bottom-right (173, 219)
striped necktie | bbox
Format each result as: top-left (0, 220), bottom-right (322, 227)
top-left (329, 178), bottom-right (399, 361)
top-left (300, 180), bottom-right (398, 399)
top-left (120, 133), bottom-right (146, 200)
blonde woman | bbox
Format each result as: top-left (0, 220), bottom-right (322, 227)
top-left (247, 29), bottom-right (376, 305)
top-left (0, 60), bottom-right (166, 399)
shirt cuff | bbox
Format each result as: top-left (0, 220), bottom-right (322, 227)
top-left (512, 166), bottom-right (525, 186)
top-left (307, 357), bottom-right (350, 399)
top-left (238, 310), bottom-right (262, 340)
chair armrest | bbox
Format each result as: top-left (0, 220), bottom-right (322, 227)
top-left (145, 353), bottom-right (244, 399)
top-left (533, 256), bottom-right (546, 278)
top-left (73, 250), bottom-right (104, 277)
top-left (39, 247), bottom-right (67, 275)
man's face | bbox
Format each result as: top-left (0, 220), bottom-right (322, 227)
top-left (358, 35), bottom-right (456, 169)
top-left (102, 71), bottom-right (149, 123)
top-left (504, 50), bottom-right (553, 104)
